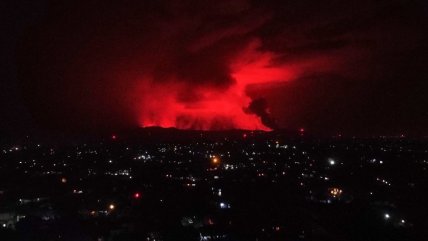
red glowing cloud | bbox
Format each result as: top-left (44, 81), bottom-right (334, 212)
top-left (21, 0), bottom-right (417, 135)
top-left (134, 39), bottom-right (298, 130)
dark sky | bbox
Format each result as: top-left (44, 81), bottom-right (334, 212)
top-left (1, 0), bottom-right (428, 136)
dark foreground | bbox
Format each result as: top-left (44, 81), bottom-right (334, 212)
top-left (0, 131), bottom-right (427, 241)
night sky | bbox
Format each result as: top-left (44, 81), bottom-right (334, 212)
top-left (1, 0), bottom-right (428, 136)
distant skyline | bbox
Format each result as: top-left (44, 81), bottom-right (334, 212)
top-left (1, 0), bottom-right (428, 136)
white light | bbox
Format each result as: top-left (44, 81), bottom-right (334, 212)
top-left (219, 202), bottom-right (230, 209)
top-left (109, 204), bottom-right (115, 210)
top-left (384, 213), bottom-right (390, 219)
top-left (328, 159), bottom-right (335, 165)
top-left (401, 219), bottom-right (405, 224)
top-left (2, 224), bottom-right (6, 228)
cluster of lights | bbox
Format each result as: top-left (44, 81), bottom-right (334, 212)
top-left (8, 147), bottom-right (21, 152)
top-left (329, 187), bottom-right (343, 197)
top-left (134, 154), bottom-right (152, 160)
top-left (73, 189), bottom-right (83, 194)
top-left (369, 158), bottom-right (383, 164)
top-left (376, 177), bottom-right (392, 186)
top-left (106, 169), bottom-right (131, 177)
top-left (383, 213), bottom-right (407, 225)
top-left (223, 164), bottom-right (237, 170)
top-left (219, 202), bottom-right (231, 209)
top-left (320, 176), bottom-right (330, 181)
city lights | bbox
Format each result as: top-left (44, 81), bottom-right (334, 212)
top-left (0, 131), bottom-right (422, 240)
top-left (219, 202), bottom-right (231, 209)
top-left (329, 188), bottom-right (343, 197)
top-left (61, 177), bottom-right (67, 184)
top-left (212, 156), bottom-right (220, 165)
top-left (109, 204), bottom-right (115, 211)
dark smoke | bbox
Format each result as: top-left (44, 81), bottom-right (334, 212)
top-left (7, 0), bottom-right (428, 135)
top-left (245, 98), bottom-right (277, 129)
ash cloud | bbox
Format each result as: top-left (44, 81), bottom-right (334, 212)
top-left (245, 98), bottom-right (277, 130)
top-left (14, 0), bottom-right (428, 134)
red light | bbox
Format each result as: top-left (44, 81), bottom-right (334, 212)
top-left (111, 135), bottom-right (117, 140)
top-left (243, 133), bottom-right (247, 138)
top-left (299, 128), bottom-right (305, 132)
top-left (134, 40), bottom-right (301, 131)
top-left (134, 192), bottom-right (141, 199)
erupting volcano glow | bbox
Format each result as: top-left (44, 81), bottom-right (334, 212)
top-left (18, 0), bottom-right (420, 135)
top-left (135, 40), bottom-right (296, 130)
